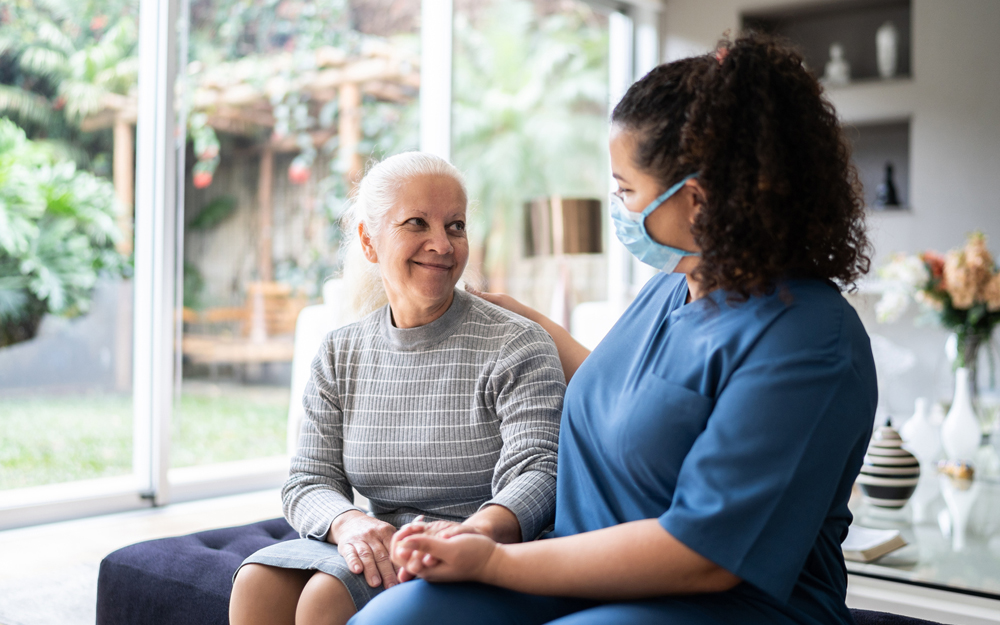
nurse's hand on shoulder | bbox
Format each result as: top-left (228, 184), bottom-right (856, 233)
top-left (329, 510), bottom-right (399, 589)
top-left (392, 531), bottom-right (500, 583)
top-left (464, 285), bottom-right (535, 320)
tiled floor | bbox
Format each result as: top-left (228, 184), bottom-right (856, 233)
top-left (0, 489), bottom-right (282, 625)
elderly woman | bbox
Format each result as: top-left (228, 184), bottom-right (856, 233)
top-left (229, 152), bottom-right (564, 625)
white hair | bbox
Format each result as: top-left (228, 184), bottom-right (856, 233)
top-left (341, 151), bottom-right (468, 317)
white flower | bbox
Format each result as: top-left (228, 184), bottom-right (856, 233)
top-left (876, 287), bottom-right (912, 324)
top-left (878, 253), bottom-right (929, 288)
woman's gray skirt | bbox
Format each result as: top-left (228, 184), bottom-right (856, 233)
top-left (236, 538), bottom-right (385, 610)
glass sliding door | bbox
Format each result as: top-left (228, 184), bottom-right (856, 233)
top-left (0, 0), bottom-right (139, 494)
top-left (172, 0), bottom-right (420, 485)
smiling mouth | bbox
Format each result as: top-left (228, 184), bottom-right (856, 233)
top-left (413, 261), bottom-right (453, 271)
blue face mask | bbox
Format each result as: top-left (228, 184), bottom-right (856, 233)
top-left (610, 174), bottom-right (700, 273)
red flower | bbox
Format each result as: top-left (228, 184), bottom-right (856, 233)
top-left (921, 251), bottom-right (946, 292)
top-left (193, 171), bottom-right (213, 188)
top-left (288, 162), bottom-right (310, 184)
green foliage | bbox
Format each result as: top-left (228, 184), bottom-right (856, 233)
top-left (0, 118), bottom-right (128, 347)
top-left (451, 1), bottom-right (610, 272)
top-left (183, 261), bottom-right (206, 310)
top-left (189, 0), bottom-right (352, 63)
top-left (189, 195), bottom-right (238, 231)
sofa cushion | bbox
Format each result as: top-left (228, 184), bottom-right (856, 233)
top-left (96, 517), bottom-right (296, 625)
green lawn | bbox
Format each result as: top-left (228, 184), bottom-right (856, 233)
top-left (0, 382), bottom-right (289, 490)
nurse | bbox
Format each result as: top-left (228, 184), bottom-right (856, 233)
top-left (351, 33), bottom-right (877, 625)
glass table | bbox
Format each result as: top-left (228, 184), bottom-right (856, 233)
top-left (847, 461), bottom-right (1000, 600)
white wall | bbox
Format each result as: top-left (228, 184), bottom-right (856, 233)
top-left (661, 0), bottom-right (1000, 417)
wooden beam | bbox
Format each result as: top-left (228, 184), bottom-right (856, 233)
top-left (113, 117), bottom-right (134, 255)
top-left (266, 128), bottom-right (337, 153)
top-left (338, 82), bottom-right (363, 188)
top-left (257, 146), bottom-right (274, 282)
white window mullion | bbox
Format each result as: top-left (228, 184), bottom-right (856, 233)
top-left (420, 0), bottom-right (454, 161)
top-left (607, 10), bottom-right (635, 311)
top-left (135, 0), bottom-right (181, 507)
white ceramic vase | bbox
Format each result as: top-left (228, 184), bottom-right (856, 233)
top-left (901, 398), bottom-right (942, 523)
top-left (942, 368), bottom-right (982, 462)
top-left (901, 397), bottom-right (942, 464)
top-left (876, 21), bottom-right (899, 79)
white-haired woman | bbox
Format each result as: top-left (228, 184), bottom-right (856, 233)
top-left (229, 152), bottom-right (565, 625)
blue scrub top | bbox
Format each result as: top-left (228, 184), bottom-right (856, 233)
top-left (553, 273), bottom-right (877, 624)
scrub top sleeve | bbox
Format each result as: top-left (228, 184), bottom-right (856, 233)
top-left (659, 329), bottom-right (870, 603)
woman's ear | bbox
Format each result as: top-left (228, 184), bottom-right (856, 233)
top-left (685, 179), bottom-right (707, 222)
top-left (359, 223), bottom-right (378, 263)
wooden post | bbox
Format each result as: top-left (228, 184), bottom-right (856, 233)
top-left (338, 82), bottom-right (363, 189)
top-left (258, 146), bottom-right (274, 282)
top-left (113, 117), bottom-right (135, 255)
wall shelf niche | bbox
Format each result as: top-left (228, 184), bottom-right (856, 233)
top-left (843, 119), bottom-right (910, 211)
top-left (743, 0), bottom-right (912, 85)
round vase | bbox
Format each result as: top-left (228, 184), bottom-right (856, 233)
top-left (942, 368), bottom-right (982, 462)
top-left (857, 422), bottom-right (920, 508)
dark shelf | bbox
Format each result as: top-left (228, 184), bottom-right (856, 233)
top-left (843, 119), bottom-right (910, 211)
top-left (743, 0), bottom-right (912, 83)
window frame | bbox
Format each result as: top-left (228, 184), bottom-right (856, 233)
top-left (0, 0), bottom-right (659, 531)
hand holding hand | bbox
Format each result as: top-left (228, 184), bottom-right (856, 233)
top-left (390, 518), bottom-right (484, 581)
top-left (392, 531), bottom-right (501, 583)
top-left (329, 511), bottom-right (399, 589)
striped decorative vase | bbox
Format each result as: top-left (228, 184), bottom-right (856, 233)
top-left (857, 422), bottom-right (921, 509)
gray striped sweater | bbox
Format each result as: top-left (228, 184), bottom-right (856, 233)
top-left (282, 288), bottom-right (564, 542)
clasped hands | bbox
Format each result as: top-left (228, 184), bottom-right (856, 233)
top-left (329, 511), bottom-right (499, 590)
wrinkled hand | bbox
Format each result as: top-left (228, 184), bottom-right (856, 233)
top-left (390, 518), bottom-right (483, 581)
top-left (392, 531), bottom-right (500, 583)
top-left (329, 511), bottom-right (399, 589)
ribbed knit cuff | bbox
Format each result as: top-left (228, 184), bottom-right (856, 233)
top-left (482, 471), bottom-right (556, 542)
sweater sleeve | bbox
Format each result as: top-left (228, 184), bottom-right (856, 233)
top-left (281, 338), bottom-right (363, 541)
top-left (483, 324), bottom-right (565, 541)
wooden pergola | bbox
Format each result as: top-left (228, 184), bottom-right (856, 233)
top-left (82, 39), bottom-right (420, 284)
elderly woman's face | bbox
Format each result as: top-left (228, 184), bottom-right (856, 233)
top-left (365, 174), bottom-right (469, 311)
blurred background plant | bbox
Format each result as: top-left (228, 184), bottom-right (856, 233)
top-left (0, 118), bottom-right (129, 348)
top-left (0, 0), bottom-right (138, 175)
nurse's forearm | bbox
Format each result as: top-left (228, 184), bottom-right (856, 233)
top-left (482, 519), bottom-right (740, 599)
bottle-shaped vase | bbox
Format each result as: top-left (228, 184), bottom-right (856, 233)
top-left (942, 368), bottom-right (982, 462)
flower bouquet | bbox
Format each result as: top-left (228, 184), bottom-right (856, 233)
top-left (877, 232), bottom-right (1000, 396)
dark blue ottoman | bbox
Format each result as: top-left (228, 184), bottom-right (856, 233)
top-left (96, 517), bottom-right (297, 625)
top-left (96, 517), bottom-right (943, 625)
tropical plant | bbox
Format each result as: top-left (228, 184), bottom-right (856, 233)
top-left (451, 0), bottom-right (609, 278)
top-left (0, 118), bottom-right (128, 348)
top-left (0, 0), bottom-right (137, 168)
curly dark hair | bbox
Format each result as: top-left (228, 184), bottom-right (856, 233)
top-left (611, 32), bottom-right (871, 298)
